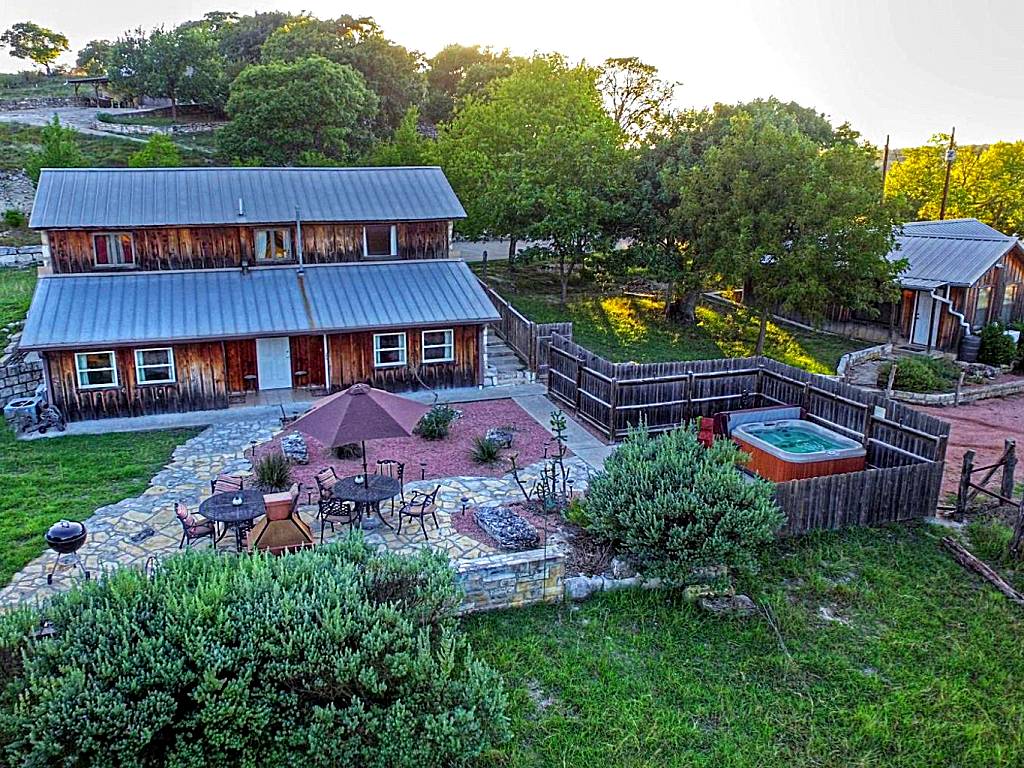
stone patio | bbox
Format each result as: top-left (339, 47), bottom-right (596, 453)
top-left (0, 411), bottom-right (594, 608)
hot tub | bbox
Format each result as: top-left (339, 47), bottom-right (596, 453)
top-left (731, 419), bottom-right (866, 482)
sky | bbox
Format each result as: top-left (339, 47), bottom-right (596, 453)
top-left (1, 0), bottom-right (1022, 147)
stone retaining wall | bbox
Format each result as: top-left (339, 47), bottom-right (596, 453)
top-left (0, 96), bottom-right (89, 110)
top-left (0, 245), bottom-right (43, 268)
top-left (0, 355), bottom-right (43, 403)
top-left (891, 378), bottom-right (1024, 406)
top-left (93, 120), bottom-right (222, 136)
top-left (837, 342), bottom-right (892, 379)
top-left (457, 547), bottom-right (565, 613)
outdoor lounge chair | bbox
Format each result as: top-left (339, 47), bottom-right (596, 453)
top-left (316, 497), bottom-right (359, 543)
top-left (175, 502), bottom-right (215, 549)
top-left (396, 485), bottom-right (441, 541)
top-left (248, 483), bottom-right (313, 555)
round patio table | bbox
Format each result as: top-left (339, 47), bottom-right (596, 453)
top-left (199, 489), bottom-right (266, 551)
top-left (333, 474), bottom-right (401, 530)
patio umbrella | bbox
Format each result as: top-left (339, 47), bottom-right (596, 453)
top-left (286, 383), bottom-right (429, 477)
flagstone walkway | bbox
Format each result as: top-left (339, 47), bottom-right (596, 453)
top-left (0, 413), bottom-right (595, 608)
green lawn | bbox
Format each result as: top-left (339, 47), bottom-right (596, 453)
top-left (0, 267), bottom-right (36, 329)
top-left (0, 427), bottom-right (199, 583)
top-left (0, 122), bottom-right (214, 172)
top-left (466, 524), bottom-right (1024, 767)
top-left (479, 265), bottom-right (867, 374)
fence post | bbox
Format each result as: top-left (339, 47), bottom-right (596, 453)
top-left (956, 449), bottom-right (975, 518)
top-left (862, 405), bottom-right (873, 449)
top-left (1001, 439), bottom-right (1017, 501)
top-left (607, 378), bottom-right (619, 443)
top-left (686, 371), bottom-right (695, 422)
top-left (481, 249), bottom-right (488, 282)
top-left (574, 356), bottom-right (584, 413)
top-left (954, 370), bottom-right (965, 406)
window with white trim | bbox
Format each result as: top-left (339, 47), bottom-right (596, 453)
top-left (363, 224), bottom-right (397, 258)
top-left (255, 228), bottom-right (292, 262)
top-left (134, 348), bottom-right (176, 384)
top-left (373, 332), bottom-right (407, 368)
top-left (92, 233), bottom-right (134, 267)
top-left (974, 285), bottom-right (993, 329)
top-left (421, 329), bottom-right (454, 363)
top-left (75, 351), bottom-right (118, 389)
top-left (1001, 283), bottom-right (1019, 323)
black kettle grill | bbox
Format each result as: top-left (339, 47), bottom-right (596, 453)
top-left (44, 520), bottom-right (90, 585)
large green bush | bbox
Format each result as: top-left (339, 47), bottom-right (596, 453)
top-left (876, 355), bottom-right (961, 393)
top-left (977, 322), bottom-right (1017, 367)
top-left (583, 425), bottom-right (783, 580)
top-left (0, 538), bottom-right (508, 767)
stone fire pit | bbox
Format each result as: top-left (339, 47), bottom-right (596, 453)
top-left (473, 505), bottom-right (540, 551)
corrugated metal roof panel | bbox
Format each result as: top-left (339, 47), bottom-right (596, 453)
top-left (901, 218), bottom-right (1011, 239)
top-left (20, 261), bottom-right (498, 350)
top-left (29, 167), bottom-right (467, 229)
top-left (888, 218), bottom-right (1019, 288)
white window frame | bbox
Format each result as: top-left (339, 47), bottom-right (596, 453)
top-left (254, 228), bottom-right (293, 262)
top-left (92, 232), bottom-right (135, 268)
top-left (373, 332), bottom-right (407, 368)
top-left (134, 347), bottom-right (176, 385)
top-left (421, 329), bottom-right (454, 364)
top-left (362, 224), bottom-right (398, 259)
top-left (75, 351), bottom-right (119, 389)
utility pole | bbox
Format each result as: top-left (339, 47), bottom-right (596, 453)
top-left (939, 126), bottom-right (956, 220)
top-left (880, 134), bottom-right (890, 202)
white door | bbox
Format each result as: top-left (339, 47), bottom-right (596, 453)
top-left (256, 337), bottom-right (292, 390)
top-left (911, 291), bottom-right (939, 346)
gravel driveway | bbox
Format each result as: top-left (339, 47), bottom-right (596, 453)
top-left (0, 106), bottom-right (143, 139)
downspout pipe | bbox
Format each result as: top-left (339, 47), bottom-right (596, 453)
top-left (929, 286), bottom-right (971, 349)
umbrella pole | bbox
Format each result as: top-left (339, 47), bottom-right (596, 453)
top-left (361, 440), bottom-right (369, 479)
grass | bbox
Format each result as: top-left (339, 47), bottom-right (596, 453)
top-left (466, 524), bottom-right (1024, 767)
top-left (0, 267), bottom-right (37, 329)
top-left (0, 122), bottom-right (215, 172)
top-left (0, 74), bottom-right (75, 101)
top-left (0, 426), bottom-right (199, 584)
top-left (481, 265), bottom-right (868, 374)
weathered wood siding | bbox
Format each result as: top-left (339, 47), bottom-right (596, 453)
top-left (289, 335), bottom-right (326, 388)
top-left (46, 343), bottom-right (229, 421)
top-left (327, 325), bottom-right (480, 392)
top-left (224, 339), bottom-right (257, 393)
top-left (46, 220), bottom-right (451, 273)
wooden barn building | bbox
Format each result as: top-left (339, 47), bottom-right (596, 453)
top-left (21, 166), bottom-right (499, 422)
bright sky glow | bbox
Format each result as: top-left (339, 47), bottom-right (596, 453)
top-left (1, 0), bottom-right (1022, 147)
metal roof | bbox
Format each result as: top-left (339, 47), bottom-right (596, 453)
top-left (889, 218), bottom-right (1020, 288)
top-left (29, 167), bottom-right (466, 229)
top-left (20, 260), bottom-right (498, 350)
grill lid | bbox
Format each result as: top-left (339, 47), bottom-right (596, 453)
top-left (45, 520), bottom-right (86, 545)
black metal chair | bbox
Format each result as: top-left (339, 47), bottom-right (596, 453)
top-left (308, 466), bottom-right (340, 505)
top-left (376, 459), bottom-right (406, 514)
top-left (210, 474), bottom-right (244, 495)
top-left (317, 497), bottom-right (359, 543)
top-left (396, 485), bottom-right (441, 540)
top-left (175, 502), bottom-right (215, 549)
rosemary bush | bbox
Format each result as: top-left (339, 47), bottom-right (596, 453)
top-left (584, 425), bottom-right (783, 580)
top-left (414, 404), bottom-right (459, 440)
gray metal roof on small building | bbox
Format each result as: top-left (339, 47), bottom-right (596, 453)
top-left (29, 166), bottom-right (466, 230)
top-left (20, 260), bottom-right (498, 350)
top-left (889, 218), bottom-right (1020, 289)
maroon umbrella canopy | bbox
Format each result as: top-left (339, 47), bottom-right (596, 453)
top-left (288, 384), bottom-right (429, 475)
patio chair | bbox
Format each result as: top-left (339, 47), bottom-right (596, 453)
top-left (311, 467), bottom-right (340, 504)
top-left (396, 485), bottom-right (441, 541)
top-left (316, 497), bottom-right (359, 543)
top-left (249, 484), bottom-right (313, 555)
top-left (210, 474), bottom-right (244, 495)
top-left (175, 502), bottom-right (215, 549)
top-left (376, 459), bottom-right (406, 514)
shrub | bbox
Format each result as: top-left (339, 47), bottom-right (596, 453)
top-left (254, 450), bottom-right (292, 490)
top-left (2, 208), bottom-right (26, 229)
top-left (876, 355), bottom-right (961, 393)
top-left (978, 322), bottom-right (1017, 367)
top-left (471, 436), bottom-right (501, 464)
top-left (0, 539), bottom-right (509, 767)
top-left (583, 425), bottom-right (783, 581)
top-left (128, 133), bottom-right (182, 168)
top-left (415, 404), bottom-right (459, 441)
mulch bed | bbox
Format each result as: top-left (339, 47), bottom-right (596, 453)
top-left (255, 398), bottom-right (566, 490)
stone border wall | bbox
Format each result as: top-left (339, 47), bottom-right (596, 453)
top-left (0, 246), bottom-right (43, 268)
top-left (93, 120), bottom-right (222, 136)
top-left (890, 378), bottom-right (1024, 406)
top-left (457, 547), bottom-right (565, 613)
top-left (0, 355), bottom-right (43, 403)
top-left (837, 342), bottom-right (892, 379)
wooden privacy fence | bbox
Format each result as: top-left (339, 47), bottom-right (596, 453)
top-left (479, 280), bottom-right (572, 374)
top-left (545, 332), bottom-right (951, 534)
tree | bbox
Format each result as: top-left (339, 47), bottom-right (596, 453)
top-left (1, 22), bottom-right (69, 75)
top-left (145, 24), bottom-right (227, 120)
top-left (128, 133), bottom-right (182, 167)
top-left (219, 56), bottom-right (378, 165)
top-left (679, 109), bottom-right (901, 354)
top-left (885, 136), bottom-right (1024, 234)
top-left (597, 57), bottom-right (678, 143)
top-left (75, 40), bottom-right (111, 76)
top-left (367, 107), bottom-right (432, 166)
top-left (261, 16), bottom-right (422, 138)
top-left (24, 116), bottom-right (85, 183)
top-left (422, 44), bottom-right (519, 124)
top-left (105, 29), bottom-right (151, 103)
top-left (216, 11), bottom-right (296, 77)
top-left (437, 56), bottom-right (627, 303)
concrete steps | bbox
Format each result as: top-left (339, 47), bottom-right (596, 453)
top-left (484, 330), bottom-right (532, 387)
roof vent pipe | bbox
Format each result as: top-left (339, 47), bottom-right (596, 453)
top-left (238, 197), bottom-right (244, 217)
top-left (295, 206), bottom-right (304, 275)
